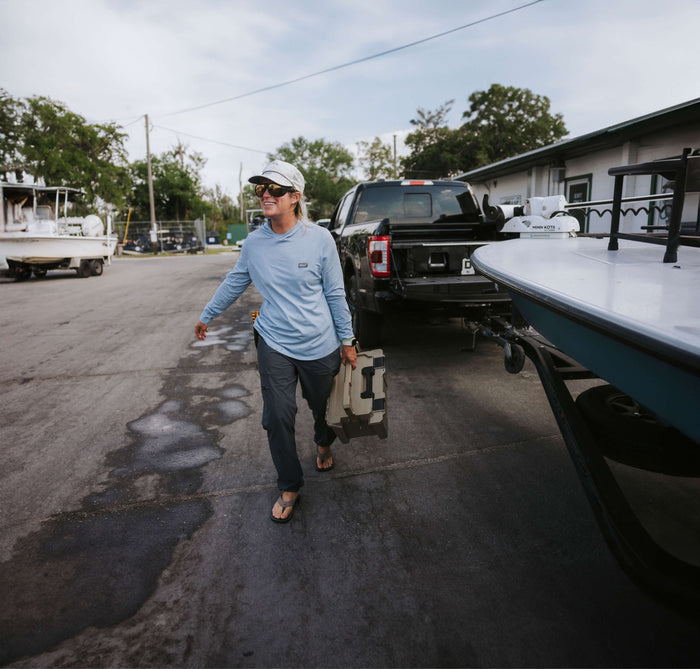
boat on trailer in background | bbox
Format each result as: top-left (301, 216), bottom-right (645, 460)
top-left (0, 182), bottom-right (116, 280)
top-left (472, 148), bottom-right (700, 607)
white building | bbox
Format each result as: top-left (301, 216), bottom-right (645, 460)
top-left (456, 98), bottom-right (700, 234)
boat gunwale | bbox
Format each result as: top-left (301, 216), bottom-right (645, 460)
top-left (473, 251), bottom-right (700, 377)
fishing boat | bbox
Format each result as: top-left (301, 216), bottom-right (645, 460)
top-left (471, 148), bottom-right (700, 605)
top-left (0, 182), bottom-right (116, 280)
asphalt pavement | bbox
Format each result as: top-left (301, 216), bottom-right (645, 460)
top-left (1, 252), bottom-right (699, 668)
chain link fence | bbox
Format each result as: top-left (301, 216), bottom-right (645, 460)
top-left (112, 220), bottom-right (208, 254)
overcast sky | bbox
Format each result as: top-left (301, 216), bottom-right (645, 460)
top-left (2, 0), bottom-right (699, 198)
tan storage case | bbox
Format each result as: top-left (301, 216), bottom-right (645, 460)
top-left (326, 349), bottom-right (387, 443)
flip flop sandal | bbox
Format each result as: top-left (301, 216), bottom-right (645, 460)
top-left (315, 446), bottom-right (335, 472)
top-left (270, 494), bottom-right (299, 524)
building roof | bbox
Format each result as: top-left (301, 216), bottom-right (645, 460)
top-left (456, 97), bottom-right (700, 182)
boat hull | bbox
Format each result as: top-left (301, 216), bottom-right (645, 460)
top-left (510, 293), bottom-right (699, 443)
top-left (0, 234), bottom-right (116, 267)
top-left (472, 237), bottom-right (700, 444)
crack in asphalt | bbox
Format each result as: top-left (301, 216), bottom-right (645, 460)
top-left (6, 434), bottom-right (562, 527)
top-left (2, 361), bottom-right (255, 387)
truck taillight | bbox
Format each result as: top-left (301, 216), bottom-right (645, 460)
top-left (368, 236), bottom-right (390, 277)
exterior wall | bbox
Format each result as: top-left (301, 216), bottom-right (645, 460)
top-left (226, 223), bottom-right (248, 243)
top-left (466, 122), bottom-right (699, 234)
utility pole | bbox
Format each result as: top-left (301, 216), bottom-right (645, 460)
top-left (239, 163), bottom-right (245, 226)
top-left (393, 134), bottom-right (397, 179)
top-left (145, 114), bottom-right (158, 253)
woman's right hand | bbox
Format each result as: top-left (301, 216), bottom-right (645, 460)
top-left (194, 321), bottom-right (208, 340)
top-left (341, 344), bottom-right (357, 369)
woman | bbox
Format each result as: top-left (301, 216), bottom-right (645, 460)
top-left (194, 160), bottom-right (356, 523)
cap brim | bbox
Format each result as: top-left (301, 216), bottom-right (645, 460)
top-left (248, 171), bottom-right (295, 189)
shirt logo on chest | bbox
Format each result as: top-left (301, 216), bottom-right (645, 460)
top-left (298, 263), bottom-right (308, 268)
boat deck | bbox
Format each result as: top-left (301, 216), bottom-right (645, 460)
top-left (473, 236), bottom-right (700, 366)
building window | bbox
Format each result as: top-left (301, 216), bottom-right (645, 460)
top-left (648, 173), bottom-right (674, 230)
top-left (499, 194), bottom-right (522, 205)
top-left (565, 174), bottom-right (593, 232)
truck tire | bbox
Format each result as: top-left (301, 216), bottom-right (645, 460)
top-left (347, 274), bottom-right (382, 347)
top-left (76, 260), bottom-right (92, 278)
top-left (90, 259), bottom-right (104, 276)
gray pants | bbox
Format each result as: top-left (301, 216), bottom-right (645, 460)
top-left (257, 336), bottom-right (341, 492)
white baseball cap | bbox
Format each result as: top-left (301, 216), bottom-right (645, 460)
top-left (249, 160), bottom-right (305, 194)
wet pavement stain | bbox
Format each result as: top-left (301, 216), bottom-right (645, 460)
top-left (0, 503), bottom-right (212, 665)
top-left (0, 305), bottom-right (257, 665)
top-left (116, 399), bottom-right (223, 475)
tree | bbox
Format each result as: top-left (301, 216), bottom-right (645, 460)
top-left (402, 126), bottom-right (467, 179)
top-left (270, 137), bottom-right (355, 219)
top-left (128, 149), bottom-right (209, 222)
top-left (401, 86), bottom-right (568, 179)
top-left (0, 89), bottom-right (26, 182)
top-left (406, 100), bottom-right (454, 153)
top-left (461, 84), bottom-right (568, 164)
top-left (401, 99), bottom-right (468, 179)
top-left (206, 184), bottom-right (238, 223)
top-left (239, 183), bottom-right (262, 219)
top-left (166, 141), bottom-right (207, 191)
top-left (356, 137), bottom-right (395, 180)
top-left (203, 184), bottom-right (241, 240)
top-left (18, 95), bottom-right (130, 209)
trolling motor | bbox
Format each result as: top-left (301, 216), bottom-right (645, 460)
top-left (483, 194), bottom-right (580, 238)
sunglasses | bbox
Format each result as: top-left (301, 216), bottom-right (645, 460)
top-left (254, 183), bottom-right (294, 197)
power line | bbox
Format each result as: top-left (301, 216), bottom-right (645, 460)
top-left (153, 125), bottom-right (268, 154)
top-left (121, 115), bottom-right (146, 128)
top-left (158, 0), bottom-right (545, 119)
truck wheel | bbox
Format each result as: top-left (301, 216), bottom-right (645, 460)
top-left (347, 274), bottom-right (382, 347)
top-left (90, 259), bottom-right (104, 276)
top-left (575, 385), bottom-right (699, 475)
top-left (76, 260), bottom-right (92, 278)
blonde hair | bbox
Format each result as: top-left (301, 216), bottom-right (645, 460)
top-left (293, 192), bottom-right (308, 220)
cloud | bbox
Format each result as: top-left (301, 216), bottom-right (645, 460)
top-left (2, 0), bottom-right (699, 196)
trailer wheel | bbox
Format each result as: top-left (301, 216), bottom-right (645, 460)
top-left (9, 261), bottom-right (32, 281)
top-left (77, 260), bottom-right (92, 278)
top-left (90, 259), bottom-right (104, 276)
top-left (33, 268), bottom-right (47, 279)
top-left (504, 343), bottom-right (525, 374)
top-left (347, 273), bottom-right (382, 347)
top-left (14, 267), bottom-right (32, 281)
top-left (576, 385), bottom-right (699, 475)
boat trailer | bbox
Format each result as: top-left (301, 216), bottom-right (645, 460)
top-left (473, 316), bottom-right (700, 609)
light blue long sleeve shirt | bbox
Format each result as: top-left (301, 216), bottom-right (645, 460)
top-left (199, 220), bottom-right (354, 360)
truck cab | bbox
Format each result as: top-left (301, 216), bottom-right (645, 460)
top-left (327, 179), bottom-right (512, 346)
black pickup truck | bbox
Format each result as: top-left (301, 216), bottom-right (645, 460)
top-left (324, 178), bottom-right (513, 346)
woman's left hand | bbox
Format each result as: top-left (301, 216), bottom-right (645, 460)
top-left (341, 344), bottom-right (357, 369)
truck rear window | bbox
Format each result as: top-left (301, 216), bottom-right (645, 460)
top-left (352, 185), bottom-right (478, 225)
